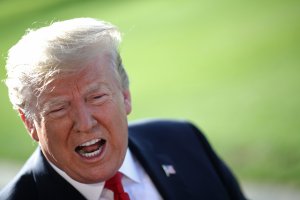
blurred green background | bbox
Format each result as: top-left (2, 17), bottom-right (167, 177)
top-left (1, 0), bottom-right (300, 186)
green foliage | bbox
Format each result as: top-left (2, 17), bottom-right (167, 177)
top-left (1, 0), bottom-right (300, 185)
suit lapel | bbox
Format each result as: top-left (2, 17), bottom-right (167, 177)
top-left (32, 149), bottom-right (86, 200)
top-left (128, 135), bottom-right (189, 199)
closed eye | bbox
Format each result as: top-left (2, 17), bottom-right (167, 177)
top-left (50, 107), bottom-right (64, 113)
top-left (93, 95), bottom-right (105, 99)
top-left (47, 106), bottom-right (67, 117)
top-left (89, 94), bottom-right (109, 104)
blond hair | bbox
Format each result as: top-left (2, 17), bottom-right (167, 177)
top-left (5, 18), bottom-right (129, 119)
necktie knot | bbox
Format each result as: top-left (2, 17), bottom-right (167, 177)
top-left (104, 172), bottom-right (130, 200)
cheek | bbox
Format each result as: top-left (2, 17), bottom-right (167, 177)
top-left (41, 119), bottom-right (72, 147)
top-left (113, 92), bottom-right (128, 116)
top-left (101, 101), bottom-right (128, 143)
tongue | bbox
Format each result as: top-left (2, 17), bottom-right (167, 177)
top-left (80, 143), bottom-right (100, 153)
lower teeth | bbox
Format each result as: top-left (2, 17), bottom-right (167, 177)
top-left (79, 147), bottom-right (101, 158)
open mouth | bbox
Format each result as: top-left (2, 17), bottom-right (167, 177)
top-left (75, 138), bottom-right (106, 158)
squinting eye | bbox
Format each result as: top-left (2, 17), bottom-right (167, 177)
top-left (94, 95), bottom-right (104, 99)
top-left (90, 94), bottom-right (109, 104)
top-left (51, 107), bottom-right (64, 113)
top-left (47, 106), bottom-right (67, 117)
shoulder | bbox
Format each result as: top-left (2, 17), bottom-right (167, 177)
top-left (129, 118), bottom-right (193, 127)
top-left (129, 118), bottom-right (200, 135)
top-left (128, 119), bottom-right (246, 199)
top-left (128, 118), bottom-right (205, 144)
top-left (0, 149), bottom-right (42, 200)
top-left (0, 165), bottom-right (37, 200)
top-left (1, 149), bottom-right (87, 200)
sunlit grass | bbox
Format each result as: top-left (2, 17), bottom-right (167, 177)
top-left (0, 0), bottom-right (299, 185)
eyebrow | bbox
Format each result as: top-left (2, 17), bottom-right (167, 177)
top-left (39, 82), bottom-right (111, 109)
top-left (84, 82), bottom-right (110, 95)
top-left (41, 97), bottom-right (69, 112)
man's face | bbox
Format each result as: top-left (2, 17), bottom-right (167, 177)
top-left (24, 53), bottom-right (131, 183)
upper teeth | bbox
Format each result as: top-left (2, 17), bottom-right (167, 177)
top-left (79, 138), bottom-right (100, 147)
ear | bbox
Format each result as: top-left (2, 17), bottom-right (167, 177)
top-left (122, 89), bottom-right (132, 115)
top-left (18, 109), bottom-right (39, 142)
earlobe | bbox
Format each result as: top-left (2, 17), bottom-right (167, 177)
top-left (18, 109), bottom-right (39, 142)
top-left (123, 90), bottom-right (132, 115)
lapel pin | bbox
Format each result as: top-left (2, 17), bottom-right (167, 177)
top-left (162, 164), bottom-right (176, 177)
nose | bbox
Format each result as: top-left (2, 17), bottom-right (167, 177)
top-left (72, 104), bottom-right (97, 133)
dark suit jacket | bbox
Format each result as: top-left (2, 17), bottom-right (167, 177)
top-left (0, 119), bottom-right (246, 200)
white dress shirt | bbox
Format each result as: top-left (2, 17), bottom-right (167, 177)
top-left (49, 149), bottom-right (163, 200)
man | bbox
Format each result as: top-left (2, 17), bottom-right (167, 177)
top-left (0, 18), bottom-right (246, 200)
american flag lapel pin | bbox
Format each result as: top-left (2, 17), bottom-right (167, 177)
top-left (162, 164), bottom-right (176, 177)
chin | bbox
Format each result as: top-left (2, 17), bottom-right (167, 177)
top-left (77, 166), bottom-right (119, 184)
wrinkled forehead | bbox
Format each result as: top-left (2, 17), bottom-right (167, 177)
top-left (38, 80), bottom-right (112, 110)
top-left (38, 50), bottom-right (117, 89)
top-left (35, 55), bottom-right (120, 105)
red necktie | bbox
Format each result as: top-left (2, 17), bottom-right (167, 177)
top-left (104, 172), bottom-right (130, 200)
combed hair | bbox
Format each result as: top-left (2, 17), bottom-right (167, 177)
top-left (5, 18), bottom-right (129, 119)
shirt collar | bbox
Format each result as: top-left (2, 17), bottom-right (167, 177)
top-left (49, 161), bottom-right (104, 200)
top-left (119, 148), bottom-right (141, 183)
top-left (48, 148), bottom-right (140, 200)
